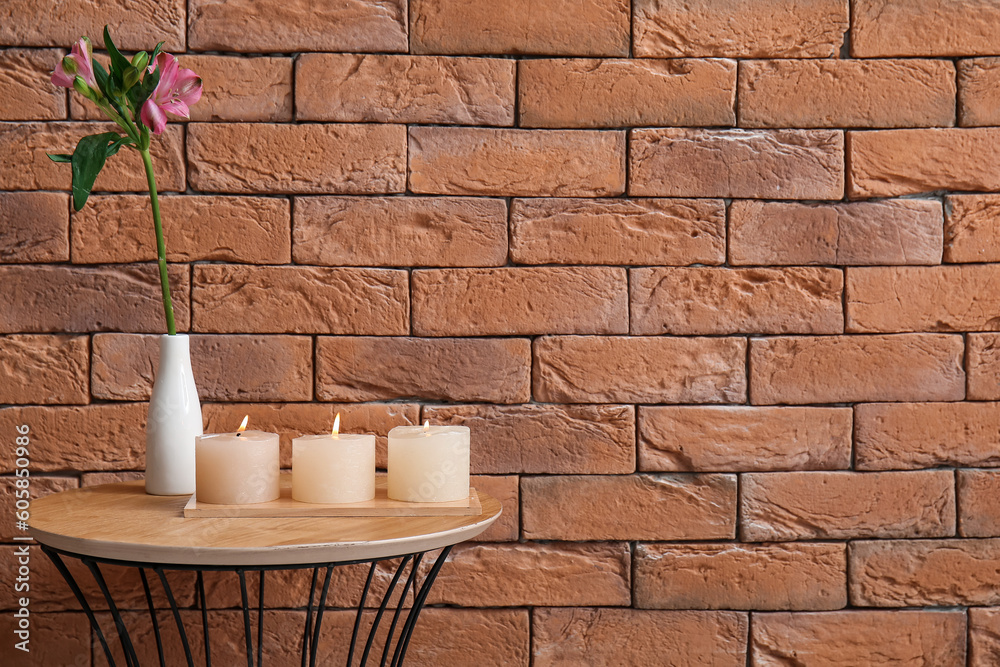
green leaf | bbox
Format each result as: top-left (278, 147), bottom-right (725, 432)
top-left (92, 59), bottom-right (110, 98)
top-left (105, 135), bottom-right (132, 158)
top-left (150, 41), bottom-right (164, 64)
top-left (103, 25), bottom-right (130, 87)
top-left (46, 153), bottom-right (72, 163)
top-left (70, 132), bottom-right (120, 211)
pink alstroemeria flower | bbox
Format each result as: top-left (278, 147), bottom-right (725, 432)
top-left (51, 37), bottom-right (97, 89)
top-left (140, 53), bottom-right (202, 135)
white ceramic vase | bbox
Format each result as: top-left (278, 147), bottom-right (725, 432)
top-left (145, 334), bottom-right (202, 495)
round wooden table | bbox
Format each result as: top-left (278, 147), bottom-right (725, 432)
top-left (29, 481), bottom-right (501, 667)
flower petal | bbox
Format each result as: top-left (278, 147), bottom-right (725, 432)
top-left (173, 70), bottom-right (203, 106)
top-left (160, 100), bottom-right (190, 118)
top-left (155, 53), bottom-right (179, 88)
top-left (51, 63), bottom-right (75, 88)
top-left (68, 38), bottom-right (97, 89)
top-left (140, 99), bottom-right (168, 135)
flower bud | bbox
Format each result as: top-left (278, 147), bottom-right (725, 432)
top-left (131, 51), bottom-right (149, 72)
top-left (73, 75), bottom-right (98, 102)
top-left (81, 36), bottom-right (92, 58)
top-left (61, 55), bottom-right (78, 76)
top-left (123, 65), bottom-right (141, 89)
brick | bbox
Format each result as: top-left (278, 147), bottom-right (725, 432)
top-left (849, 128), bottom-right (1000, 198)
top-left (631, 267), bottom-right (843, 335)
top-left (0, 612), bottom-right (90, 666)
top-left (0, 0), bottom-right (185, 50)
top-left (176, 55), bottom-right (295, 124)
top-left (510, 198), bottom-right (726, 266)
top-left (72, 195), bottom-right (291, 264)
top-left (960, 58), bottom-right (1000, 126)
top-left (634, 0), bottom-right (848, 58)
top-left (203, 402), bottom-right (419, 467)
top-left (851, 539), bottom-right (1000, 606)
top-left (852, 0), bottom-right (1000, 57)
top-left (293, 196), bottom-right (507, 267)
top-left (639, 406), bottom-right (852, 472)
top-left (970, 608), bottom-right (1000, 667)
top-left (192, 265), bottom-right (407, 334)
top-left (410, 0), bottom-right (628, 56)
top-left (741, 471), bottom-right (955, 541)
top-left (187, 123), bottom-right (406, 194)
top-left (968, 334), bottom-right (1000, 400)
top-left (423, 404), bottom-right (635, 474)
top-left (316, 337), bottom-right (531, 404)
top-left (188, 0), bottom-right (406, 52)
top-left (856, 402), bottom-right (1000, 470)
top-left (91, 333), bottom-right (312, 402)
top-left (729, 199), bottom-right (943, 266)
top-left (534, 336), bottom-right (746, 404)
top-left (408, 127), bottom-right (625, 197)
top-left (469, 475), bottom-right (519, 542)
top-left (0, 404), bottom-right (146, 472)
top-left (0, 335), bottom-right (88, 404)
top-left (0, 49), bottom-right (66, 120)
top-left (959, 470), bottom-right (1000, 537)
top-left (534, 609), bottom-right (748, 667)
top-left (519, 58), bottom-right (735, 128)
top-left (635, 543), bottom-right (847, 611)
top-left (297, 54), bottom-right (514, 125)
top-left (382, 608), bottom-right (530, 667)
top-left (945, 194), bottom-right (1000, 263)
top-left (413, 267), bottom-right (627, 336)
top-left (0, 476), bottom-right (76, 540)
top-left (0, 192), bottom-right (69, 263)
top-left (427, 542), bottom-right (630, 607)
top-left (0, 264), bottom-right (190, 333)
top-left (847, 265), bottom-right (1000, 333)
top-left (750, 335), bottom-right (964, 404)
top-left (739, 59), bottom-right (955, 128)
top-left (630, 129), bottom-right (844, 199)
top-left (523, 474), bottom-right (736, 541)
top-left (752, 610), bottom-right (967, 667)
top-left (0, 122), bottom-right (184, 192)
top-left (189, 55), bottom-right (293, 123)
top-left (81, 471), bottom-right (144, 485)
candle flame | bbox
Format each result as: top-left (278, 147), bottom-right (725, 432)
top-left (237, 415), bottom-right (249, 433)
top-left (332, 413), bottom-right (341, 437)
top-left (423, 420), bottom-right (430, 432)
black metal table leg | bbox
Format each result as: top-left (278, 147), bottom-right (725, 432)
top-left (38, 545), bottom-right (452, 667)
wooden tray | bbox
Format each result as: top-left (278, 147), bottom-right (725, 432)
top-left (183, 474), bottom-right (481, 518)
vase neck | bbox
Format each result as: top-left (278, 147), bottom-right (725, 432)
top-left (158, 334), bottom-right (192, 367)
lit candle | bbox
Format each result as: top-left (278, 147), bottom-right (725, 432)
top-left (292, 413), bottom-right (376, 504)
top-left (195, 416), bottom-right (280, 505)
top-left (387, 421), bottom-right (470, 503)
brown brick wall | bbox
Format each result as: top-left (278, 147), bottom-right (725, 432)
top-left (2, 1), bottom-right (999, 664)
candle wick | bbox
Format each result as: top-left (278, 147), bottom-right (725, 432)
top-left (236, 433), bottom-right (241, 438)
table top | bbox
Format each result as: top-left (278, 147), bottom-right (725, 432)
top-left (28, 481), bottom-right (501, 567)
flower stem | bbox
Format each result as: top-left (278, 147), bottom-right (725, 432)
top-left (140, 147), bottom-right (175, 335)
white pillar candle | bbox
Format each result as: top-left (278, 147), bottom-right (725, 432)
top-left (292, 416), bottom-right (375, 503)
top-left (195, 419), bottom-right (280, 505)
top-left (387, 423), bottom-right (470, 503)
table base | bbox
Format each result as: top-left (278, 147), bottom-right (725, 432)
top-left (40, 543), bottom-right (453, 667)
